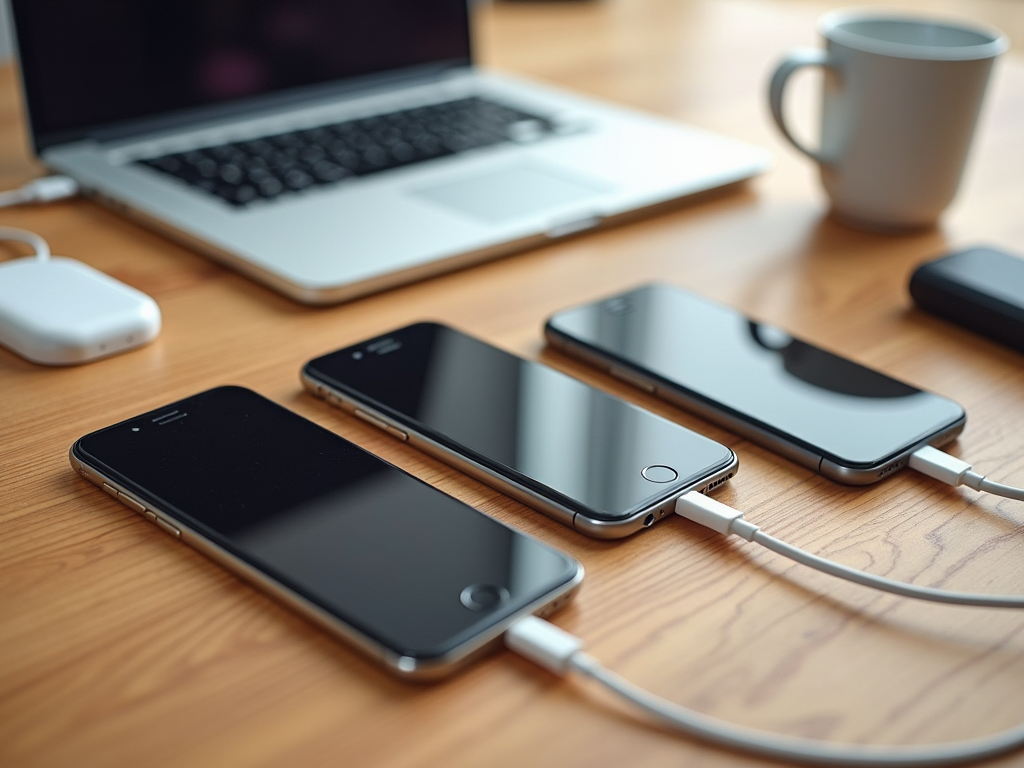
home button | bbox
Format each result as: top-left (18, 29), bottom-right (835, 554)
top-left (460, 583), bottom-right (510, 612)
top-left (642, 465), bottom-right (678, 483)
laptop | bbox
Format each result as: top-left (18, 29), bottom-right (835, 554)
top-left (8, 0), bottom-right (769, 305)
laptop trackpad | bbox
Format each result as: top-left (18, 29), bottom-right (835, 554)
top-left (413, 164), bottom-right (609, 223)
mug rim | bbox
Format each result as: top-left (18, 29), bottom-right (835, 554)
top-left (819, 9), bottom-right (1008, 61)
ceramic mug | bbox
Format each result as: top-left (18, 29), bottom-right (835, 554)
top-left (769, 10), bottom-right (1007, 231)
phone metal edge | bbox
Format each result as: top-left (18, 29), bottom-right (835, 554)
top-left (544, 325), bottom-right (965, 486)
top-left (300, 371), bottom-right (739, 539)
top-left (69, 445), bottom-right (584, 680)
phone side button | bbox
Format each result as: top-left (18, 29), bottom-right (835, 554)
top-left (353, 408), bottom-right (389, 432)
top-left (155, 517), bottom-right (181, 539)
top-left (119, 493), bottom-right (147, 515)
top-left (102, 482), bottom-right (120, 498)
top-left (385, 425), bottom-right (408, 441)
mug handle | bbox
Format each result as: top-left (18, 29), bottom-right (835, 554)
top-left (768, 49), bottom-right (834, 164)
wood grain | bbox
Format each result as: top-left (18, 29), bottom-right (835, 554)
top-left (3, 2), bottom-right (1024, 767)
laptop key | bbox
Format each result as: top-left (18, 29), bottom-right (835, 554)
top-left (257, 177), bottom-right (284, 198)
top-left (390, 143), bottom-right (416, 163)
top-left (283, 169), bottom-right (315, 190)
top-left (311, 161), bottom-right (353, 183)
top-left (219, 164), bottom-right (244, 185)
top-left (233, 185), bottom-right (259, 205)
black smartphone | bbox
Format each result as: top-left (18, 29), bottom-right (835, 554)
top-left (69, 386), bottom-right (582, 679)
top-left (910, 245), bottom-right (1024, 353)
top-left (544, 283), bottom-right (967, 485)
top-left (302, 323), bottom-right (738, 539)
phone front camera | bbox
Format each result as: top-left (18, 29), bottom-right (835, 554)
top-left (352, 351), bottom-right (364, 360)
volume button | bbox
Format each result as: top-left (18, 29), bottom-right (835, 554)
top-left (119, 494), bottom-right (147, 515)
top-left (155, 517), bottom-right (181, 538)
top-left (353, 409), bottom-right (389, 432)
top-left (385, 425), bottom-right (409, 441)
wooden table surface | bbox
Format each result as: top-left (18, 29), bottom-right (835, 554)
top-left (3, 1), bottom-right (1024, 766)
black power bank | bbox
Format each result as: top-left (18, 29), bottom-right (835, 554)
top-left (910, 246), bottom-right (1024, 353)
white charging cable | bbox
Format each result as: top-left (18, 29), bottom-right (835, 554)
top-left (0, 176), bottom-right (79, 208)
top-left (673, 490), bottom-right (1024, 608)
top-left (910, 445), bottom-right (1024, 502)
top-left (505, 615), bottom-right (1024, 766)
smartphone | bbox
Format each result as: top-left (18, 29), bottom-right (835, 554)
top-left (544, 283), bottom-right (967, 485)
top-left (69, 386), bottom-right (582, 680)
top-left (302, 322), bottom-right (738, 539)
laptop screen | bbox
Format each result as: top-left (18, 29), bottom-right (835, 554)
top-left (11, 0), bottom-right (472, 150)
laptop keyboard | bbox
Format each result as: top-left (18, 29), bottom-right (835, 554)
top-left (138, 97), bottom-right (558, 207)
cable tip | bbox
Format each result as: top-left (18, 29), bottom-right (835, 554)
top-left (25, 176), bottom-right (80, 202)
top-left (675, 491), bottom-right (758, 540)
top-left (908, 445), bottom-right (973, 487)
top-left (505, 615), bottom-right (585, 676)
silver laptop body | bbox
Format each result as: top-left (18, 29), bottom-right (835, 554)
top-left (10, 1), bottom-right (769, 305)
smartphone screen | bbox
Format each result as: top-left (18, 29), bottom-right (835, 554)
top-left (303, 322), bottom-right (737, 537)
top-left (71, 386), bottom-right (581, 678)
top-left (545, 284), bottom-right (966, 483)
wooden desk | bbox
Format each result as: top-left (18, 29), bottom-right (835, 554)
top-left (3, 2), bottom-right (1024, 766)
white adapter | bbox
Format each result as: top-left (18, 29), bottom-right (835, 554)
top-left (0, 256), bottom-right (161, 365)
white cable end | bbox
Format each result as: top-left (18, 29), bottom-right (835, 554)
top-left (909, 444), bottom-right (973, 487)
top-left (23, 175), bottom-right (79, 203)
top-left (505, 615), bottom-right (585, 676)
top-left (675, 491), bottom-right (757, 540)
